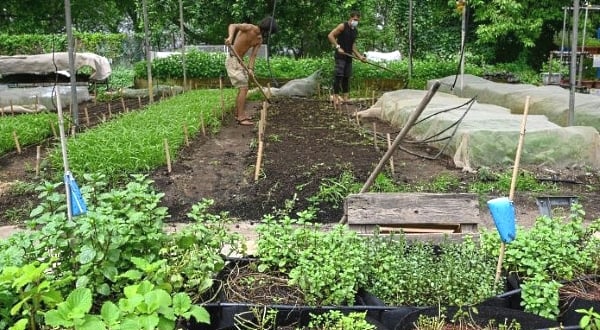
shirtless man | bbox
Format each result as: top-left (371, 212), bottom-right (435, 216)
top-left (224, 16), bottom-right (277, 126)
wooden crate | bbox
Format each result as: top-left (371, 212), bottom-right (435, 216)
top-left (343, 192), bottom-right (482, 241)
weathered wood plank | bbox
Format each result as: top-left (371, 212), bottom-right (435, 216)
top-left (345, 193), bottom-right (481, 228)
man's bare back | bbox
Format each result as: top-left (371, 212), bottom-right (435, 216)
top-left (225, 23), bottom-right (262, 57)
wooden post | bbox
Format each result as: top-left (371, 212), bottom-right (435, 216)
top-left (164, 138), bottom-right (172, 173)
top-left (12, 130), bottom-right (21, 154)
top-left (387, 133), bottom-right (395, 175)
top-left (372, 122), bottom-right (379, 151)
top-left (183, 123), bottom-right (190, 146)
top-left (254, 101), bottom-right (269, 182)
top-left (9, 100), bottom-right (13, 115)
top-left (102, 113), bottom-right (106, 122)
top-left (372, 90), bottom-right (375, 106)
top-left (107, 102), bottom-right (112, 117)
top-left (84, 107), bottom-right (90, 126)
top-left (50, 120), bottom-right (57, 138)
top-left (35, 145), bottom-right (41, 177)
top-left (200, 115), bottom-right (206, 137)
top-left (138, 96), bottom-right (142, 108)
top-left (121, 97), bottom-right (127, 112)
top-left (219, 77), bottom-right (225, 113)
top-left (35, 95), bottom-right (39, 112)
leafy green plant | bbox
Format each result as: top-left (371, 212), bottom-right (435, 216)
top-left (0, 112), bottom-right (58, 156)
top-left (49, 89), bottom-right (236, 182)
top-left (307, 170), bottom-right (361, 209)
top-left (256, 211), bottom-right (367, 306)
top-left (308, 310), bottom-right (375, 330)
top-left (45, 283), bottom-right (209, 330)
top-left (364, 234), bottom-right (501, 307)
top-left (480, 204), bottom-right (600, 319)
top-left (468, 169), bottom-right (557, 195)
top-left (577, 307), bottom-right (600, 330)
top-left (0, 261), bottom-right (68, 330)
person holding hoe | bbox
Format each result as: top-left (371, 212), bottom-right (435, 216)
top-left (224, 16), bottom-right (277, 126)
top-left (327, 10), bottom-right (367, 109)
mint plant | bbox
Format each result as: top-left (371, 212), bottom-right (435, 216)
top-left (308, 310), bottom-right (375, 330)
top-left (0, 261), bottom-right (68, 330)
top-left (45, 283), bottom-right (209, 330)
top-left (480, 204), bottom-right (600, 319)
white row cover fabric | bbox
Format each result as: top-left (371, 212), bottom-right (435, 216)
top-left (0, 52), bottom-right (112, 81)
top-left (431, 74), bottom-right (600, 131)
top-left (357, 89), bottom-right (600, 171)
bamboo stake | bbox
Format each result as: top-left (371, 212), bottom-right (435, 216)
top-left (494, 96), bottom-right (530, 284)
top-left (138, 96), bottom-right (142, 108)
top-left (107, 102), bottom-right (112, 117)
top-left (200, 115), bottom-right (206, 137)
top-left (12, 131), bottom-right (21, 154)
top-left (35, 145), bottom-right (41, 177)
top-left (183, 123), bottom-right (190, 146)
top-left (219, 76), bottom-right (225, 113)
top-left (372, 122), bottom-right (379, 151)
top-left (84, 107), bottom-right (90, 126)
top-left (254, 101), bottom-right (268, 182)
top-left (372, 90), bottom-right (375, 106)
top-left (340, 81), bottom-right (441, 224)
top-left (387, 133), bottom-right (395, 175)
top-left (164, 138), bottom-right (172, 173)
top-left (50, 121), bottom-right (57, 138)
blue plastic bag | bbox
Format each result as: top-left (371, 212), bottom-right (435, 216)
top-left (65, 172), bottom-right (87, 216)
top-left (487, 197), bottom-right (516, 243)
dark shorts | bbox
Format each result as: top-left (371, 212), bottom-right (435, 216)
top-left (334, 56), bottom-right (353, 77)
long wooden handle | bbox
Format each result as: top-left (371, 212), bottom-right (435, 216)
top-left (226, 44), bottom-right (271, 103)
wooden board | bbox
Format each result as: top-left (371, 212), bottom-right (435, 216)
top-left (344, 193), bottom-right (481, 234)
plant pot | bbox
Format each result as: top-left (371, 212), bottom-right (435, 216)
top-left (394, 305), bottom-right (559, 330)
top-left (541, 72), bottom-right (562, 85)
top-left (186, 258), bottom-right (398, 330)
top-left (559, 276), bottom-right (600, 327)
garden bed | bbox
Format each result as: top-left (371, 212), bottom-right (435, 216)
top-left (1, 94), bottom-right (600, 226)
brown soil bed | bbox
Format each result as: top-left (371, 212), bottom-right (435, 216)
top-left (1, 94), bottom-right (600, 228)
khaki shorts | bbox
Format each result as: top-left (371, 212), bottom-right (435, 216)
top-left (225, 56), bottom-right (248, 88)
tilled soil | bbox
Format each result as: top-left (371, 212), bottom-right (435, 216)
top-left (1, 93), bottom-right (600, 229)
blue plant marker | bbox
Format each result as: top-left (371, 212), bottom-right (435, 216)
top-left (65, 172), bottom-right (87, 216)
top-left (487, 197), bottom-right (516, 243)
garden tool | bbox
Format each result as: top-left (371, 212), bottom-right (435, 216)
top-left (488, 96), bottom-right (530, 284)
top-left (55, 87), bottom-right (87, 220)
top-left (226, 44), bottom-right (271, 103)
top-left (341, 51), bottom-right (402, 77)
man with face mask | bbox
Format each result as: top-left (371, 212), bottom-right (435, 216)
top-left (225, 16), bottom-right (278, 126)
top-left (328, 10), bottom-right (367, 109)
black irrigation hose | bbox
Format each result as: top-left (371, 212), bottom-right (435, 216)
top-left (365, 97), bottom-right (477, 161)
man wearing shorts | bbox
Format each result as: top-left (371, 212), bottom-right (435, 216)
top-left (224, 16), bottom-right (277, 126)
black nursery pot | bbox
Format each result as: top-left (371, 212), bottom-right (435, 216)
top-left (559, 276), bottom-right (600, 327)
top-left (394, 305), bottom-right (559, 330)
